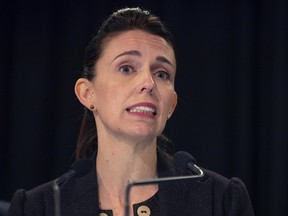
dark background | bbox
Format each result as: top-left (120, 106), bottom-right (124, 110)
top-left (0, 0), bottom-right (287, 215)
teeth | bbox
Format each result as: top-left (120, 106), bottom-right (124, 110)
top-left (127, 106), bottom-right (156, 115)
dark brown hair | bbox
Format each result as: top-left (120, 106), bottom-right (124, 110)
top-left (76, 7), bottom-right (175, 159)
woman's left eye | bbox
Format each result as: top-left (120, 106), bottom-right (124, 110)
top-left (155, 71), bottom-right (170, 80)
top-left (119, 65), bottom-right (134, 74)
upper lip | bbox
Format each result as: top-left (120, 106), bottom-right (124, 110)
top-left (126, 102), bottom-right (157, 115)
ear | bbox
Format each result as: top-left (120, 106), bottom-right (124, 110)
top-left (168, 91), bottom-right (178, 119)
top-left (74, 78), bottom-right (95, 109)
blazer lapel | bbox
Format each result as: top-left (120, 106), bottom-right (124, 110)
top-left (43, 159), bottom-right (100, 216)
top-left (61, 164), bottom-right (99, 216)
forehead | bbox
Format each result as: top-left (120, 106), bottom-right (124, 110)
top-left (101, 30), bottom-right (175, 63)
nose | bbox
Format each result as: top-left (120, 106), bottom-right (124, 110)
top-left (139, 69), bottom-right (155, 95)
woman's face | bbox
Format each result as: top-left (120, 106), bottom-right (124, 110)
top-left (91, 30), bottom-right (177, 143)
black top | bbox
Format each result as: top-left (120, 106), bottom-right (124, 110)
top-left (8, 150), bottom-right (254, 216)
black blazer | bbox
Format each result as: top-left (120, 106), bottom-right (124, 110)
top-left (8, 151), bottom-right (254, 216)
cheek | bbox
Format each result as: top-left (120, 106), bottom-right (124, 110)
top-left (160, 93), bottom-right (174, 115)
top-left (95, 83), bottom-right (126, 109)
top-left (93, 81), bottom-right (111, 106)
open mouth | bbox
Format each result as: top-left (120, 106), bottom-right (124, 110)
top-left (126, 106), bottom-right (157, 116)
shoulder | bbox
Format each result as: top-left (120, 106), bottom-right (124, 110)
top-left (9, 158), bottom-right (98, 216)
top-left (8, 181), bottom-right (53, 216)
top-left (200, 168), bottom-right (251, 197)
top-left (187, 168), bottom-right (254, 215)
top-left (200, 168), bottom-right (243, 190)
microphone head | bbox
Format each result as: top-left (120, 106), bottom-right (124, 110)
top-left (70, 159), bottom-right (93, 177)
top-left (173, 151), bottom-right (197, 170)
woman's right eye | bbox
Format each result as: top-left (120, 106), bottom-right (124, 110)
top-left (119, 65), bottom-right (134, 74)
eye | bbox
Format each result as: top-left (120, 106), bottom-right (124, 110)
top-left (119, 65), bottom-right (134, 74)
top-left (155, 71), bottom-right (170, 80)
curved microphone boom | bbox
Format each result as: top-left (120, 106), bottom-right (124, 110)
top-left (52, 159), bottom-right (93, 216)
top-left (124, 151), bottom-right (204, 216)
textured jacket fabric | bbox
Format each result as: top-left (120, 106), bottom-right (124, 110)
top-left (8, 151), bottom-right (254, 216)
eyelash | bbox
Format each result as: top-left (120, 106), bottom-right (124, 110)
top-left (154, 71), bottom-right (170, 80)
top-left (119, 65), bottom-right (170, 80)
top-left (119, 65), bottom-right (135, 74)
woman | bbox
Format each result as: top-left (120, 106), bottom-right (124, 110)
top-left (9, 7), bottom-right (254, 216)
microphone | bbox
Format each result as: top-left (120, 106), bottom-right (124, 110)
top-left (52, 159), bottom-right (93, 216)
top-left (173, 151), bottom-right (203, 176)
top-left (124, 151), bottom-right (204, 216)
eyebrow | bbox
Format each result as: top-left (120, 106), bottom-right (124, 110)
top-left (113, 50), bottom-right (141, 61)
top-left (113, 50), bottom-right (175, 68)
top-left (156, 56), bottom-right (174, 68)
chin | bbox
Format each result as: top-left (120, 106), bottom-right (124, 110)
top-left (129, 128), bottom-right (158, 139)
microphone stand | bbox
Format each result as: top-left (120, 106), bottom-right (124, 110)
top-left (52, 181), bottom-right (61, 216)
top-left (124, 167), bottom-right (204, 216)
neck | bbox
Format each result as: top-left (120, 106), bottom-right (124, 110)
top-left (96, 138), bottom-right (158, 212)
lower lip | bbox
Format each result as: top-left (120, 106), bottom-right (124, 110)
top-left (127, 111), bottom-right (156, 119)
